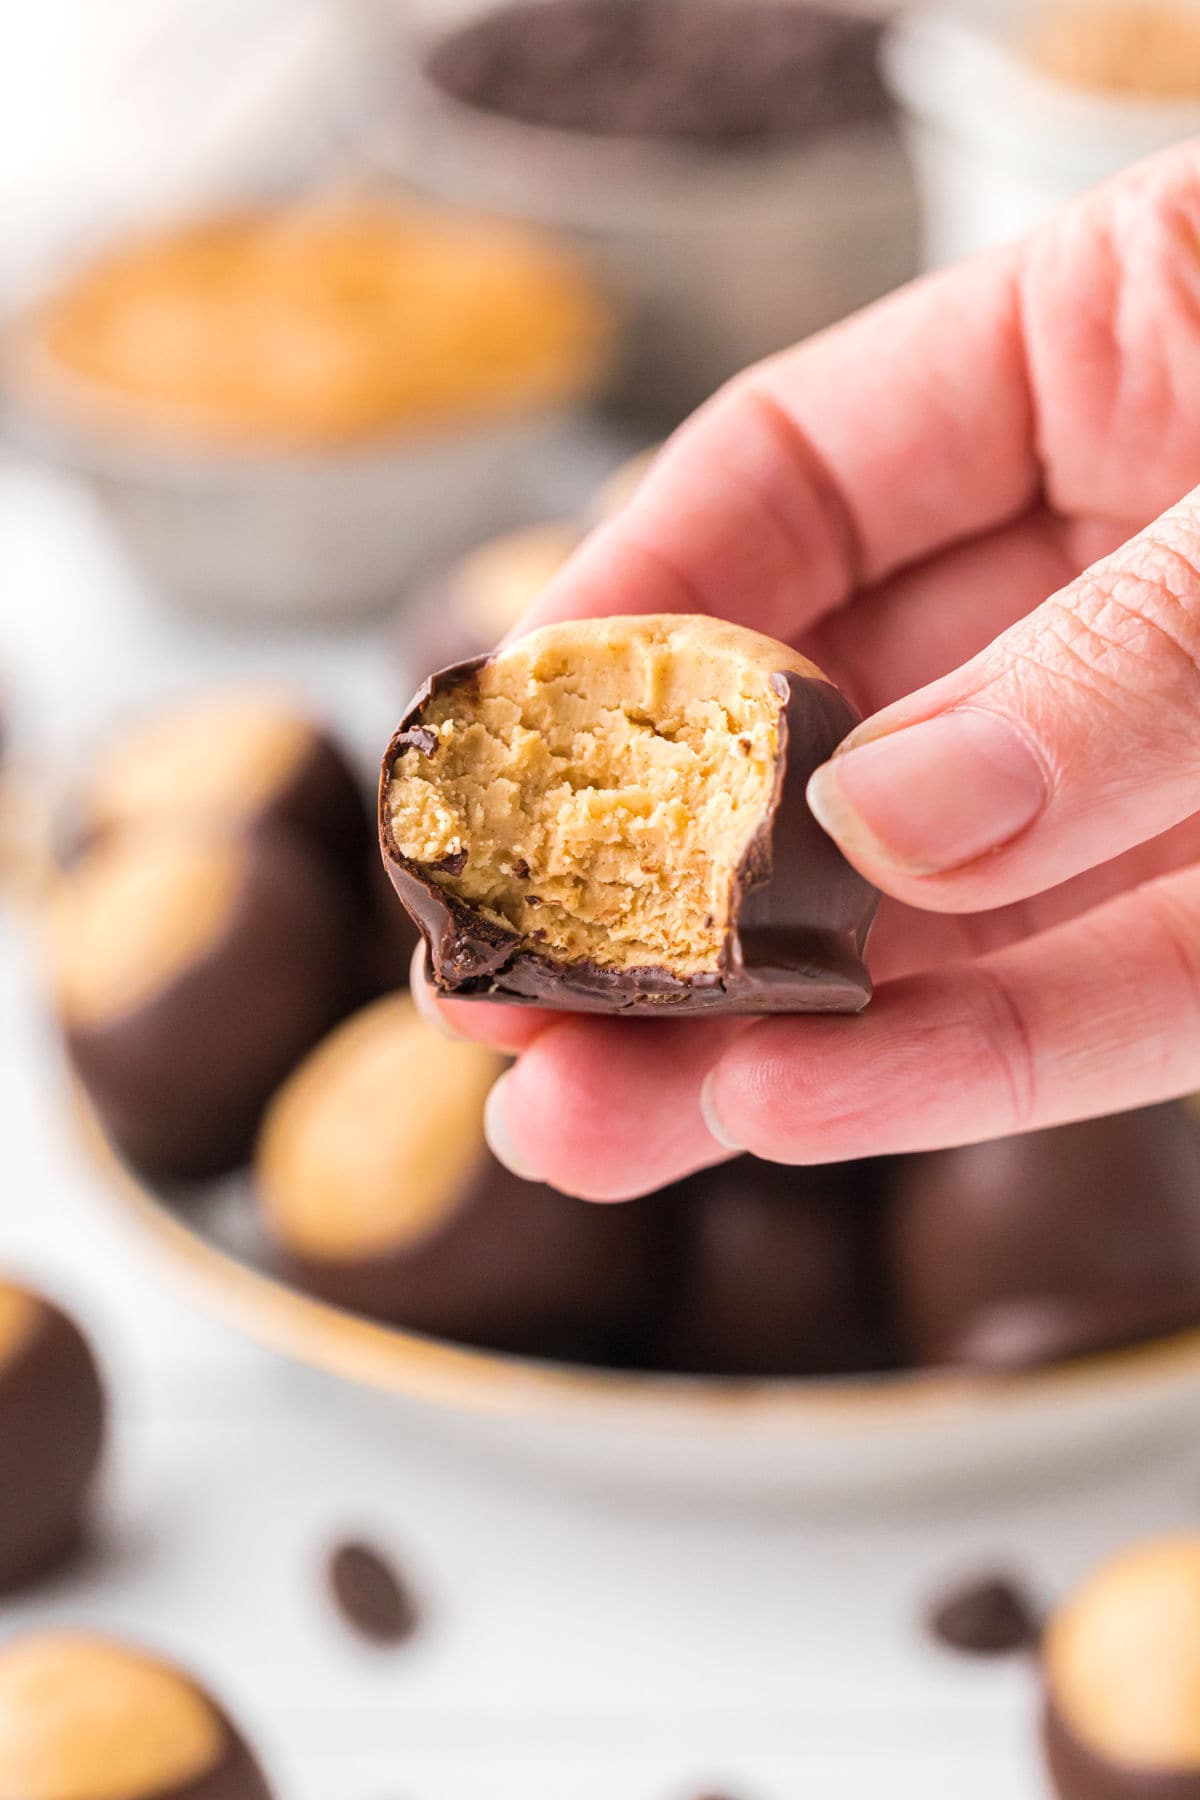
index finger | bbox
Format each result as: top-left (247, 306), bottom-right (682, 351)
top-left (519, 242), bottom-right (1036, 646)
top-left (520, 140), bottom-right (1200, 650)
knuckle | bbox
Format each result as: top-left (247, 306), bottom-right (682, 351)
top-left (983, 519), bottom-right (1200, 738)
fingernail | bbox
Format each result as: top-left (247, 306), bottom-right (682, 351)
top-left (410, 946), bottom-right (468, 1042)
top-left (807, 708), bottom-right (1048, 876)
top-left (484, 1072), bottom-right (545, 1181)
top-left (700, 1069), bottom-right (743, 1152)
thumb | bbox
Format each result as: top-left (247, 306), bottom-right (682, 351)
top-left (807, 487), bottom-right (1200, 912)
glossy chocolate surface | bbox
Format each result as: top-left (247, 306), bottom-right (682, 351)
top-left (0, 1299), bottom-right (105, 1592)
top-left (1044, 1701), bottom-right (1200, 1800)
top-left (888, 1105), bottom-right (1200, 1372)
top-left (162, 1731), bottom-right (274, 1800)
top-left (65, 832), bottom-right (360, 1183)
top-left (280, 1150), bottom-right (668, 1361)
top-left (380, 657), bottom-right (878, 1016)
top-left (650, 1157), bottom-right (894, 1376)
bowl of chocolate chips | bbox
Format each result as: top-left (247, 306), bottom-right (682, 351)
top-left (352, 0), bottom-right (919, 422)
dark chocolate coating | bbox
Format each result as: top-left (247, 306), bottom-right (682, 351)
top-left (888, 1105), bottom-right (1200, 1372)
top-left (650, 1157), bottom-right (894, 1376)
top-left (927, 1574), bottom-right (1041, 1658)
top-left (161, 1728), bottom-right (274, 1800)
top-left (65, 832), bottom-right (361, 1183)
top-left (246, 730), bottom-right (372, 898)
top-left (279, 1152), bottom-right (668, 1361)
top-left (74, 726), bottom-right (371, 897)
top-left (1043, 1699), bottom-right (1200, 1800)
top-left (360, 845), bottom-right (422, 996)
top-left (379, 658), bottom-right (878, 1016)
top-left (0, 1297), bottom-right (105, 1592)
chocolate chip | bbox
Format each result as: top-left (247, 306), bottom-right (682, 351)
top-left (927, 1573), bottom-right (1041, 1657)
top-left (511, 858), bottom-right (531, 879)
top-left (426, 849), bottom-right (468, 877)
top-left (328, 1541), bottom-right (420, 1646)
top-left (397, 725), bottom-right (439, 757)
top-left (426, 0), bottom-right (889, 144)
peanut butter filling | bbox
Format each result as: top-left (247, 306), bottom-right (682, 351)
top-left (1047, 1535), bottom-right (1200, 1766)
top-left (257, 995), bottom-right (501, 1261)
top-left (0, 1634), bottom-right (223, 1800)
top-left (82, 691), bottom-right (313, 839)
top-left (387, 614), bottom-right (824, 977)
top-left (0, 1283), bottom-right (39, 1372)
top-left (47, 832), bottom-right (243, 1027)
top-left (19, 199), bottom-right (609, 447)
top-left (1024, 2), bottom-right (1200, 98)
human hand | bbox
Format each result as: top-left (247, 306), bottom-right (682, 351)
top-left (422, 141), bottom-right (1200, 1199)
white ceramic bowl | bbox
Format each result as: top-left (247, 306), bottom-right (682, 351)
top-left (80, 1097), bottom-right (1200, 1504)
top-left (884, 6), bottom-right (1200, 269)
top-left (2, 388), bottom-right (585, 625)
top-left (351, 60), bottom-right (919, 420)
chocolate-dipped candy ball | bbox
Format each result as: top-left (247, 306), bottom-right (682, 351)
top-left (77, 690), bottom-right (370, 884)
top-left (256, 994), bottom-right (664, 1357)
top-left (405, 521), bottom-right (582, 675)
top-left (651, 1158), bottom-right (893, 1376)
top-left (0, 1281), bottom-right (104, 1592)
top-left (47, 827), bottom-right (359, 1181)
top-left (888, 1105), bottom-right (1200, 1372)
top-left (1042, 1535), bottom-right (1200, 1798)
top-left (0, 1631), bottom-right (272, 1800)
top-left (380, 614), bottom-right (878, 1015)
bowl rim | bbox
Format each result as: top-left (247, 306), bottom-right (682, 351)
top-left (78, 1092), bottom-right (1200, 1435)
top-left (0, 338), bottom-right (599, 481)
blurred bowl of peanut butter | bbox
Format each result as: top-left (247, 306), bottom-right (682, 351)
top-left (2, 195), bottom-right (613, 621)
top-left (350, 0), bottom-right (918, 423)
top-left (886, 1), bottom-right (1200, 269)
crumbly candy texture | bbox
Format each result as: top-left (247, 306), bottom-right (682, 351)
top-left (386, 615), bottom-right (827, 978)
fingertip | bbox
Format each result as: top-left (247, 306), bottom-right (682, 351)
top-left (409, 947), bottom-right (554, 1053)
top-left (483, 1070), bottom-right (546, 1182)
top-left (698, 1065), bottom-right (744, 1152)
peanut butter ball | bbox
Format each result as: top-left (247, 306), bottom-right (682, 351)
top-left (888, 1105), bottom-right (1200, 1372)
top-left (47, 827), bottom-right (359, 1181)
top-left (406, 522), bottom-right (582, 675)
top-left (76, 691), bottom-right (370, 888)
top-left (380, 614), bottom-right (878, 1014)
top-left (256, 994), bottom-right (664, 1357)
top-left (0, 1281), bottom-right (105, 1592)
top-left (0, 1632), bottom-right (272, 1800)
top-left (1043, 1535), bottom-right (1200, 1798)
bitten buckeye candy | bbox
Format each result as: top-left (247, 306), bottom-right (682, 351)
top-left (0, 1632), bottom-right (272, 1800)
top-left (888, 1105), bottom-right (1200, 1371)
top-left (380, 614), bottom-right (878, 1013)
top-left (256, 994), bottom-right (663, 1357)
top-left (0, 1281), bottom-right (105, 1592)
top-left (47, 828), bottom-right (359, 1181)
top-left (1042, 1535), bottom-right (1200, 1799)
top-left (77, 690), bottom-right (370, 884)
top-left (651, 1158), bottom-right (893, 1377)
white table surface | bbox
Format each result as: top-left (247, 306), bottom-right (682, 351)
top-left (2, 456), bottom-right (1198, 1800)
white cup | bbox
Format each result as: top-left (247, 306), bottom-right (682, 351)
top-left (884, 4), bottom-right (1200, 269)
